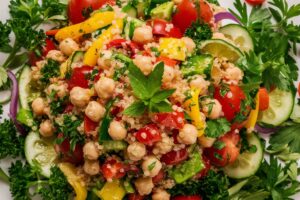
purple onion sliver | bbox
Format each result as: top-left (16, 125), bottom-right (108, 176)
top-left (254, 124), bottom-right (279, 134)
top-left (7, 71), bottom-right (27, 135)
top-left (214, 12), bottom-right (241, 24)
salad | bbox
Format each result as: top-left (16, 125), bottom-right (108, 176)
top-left (0, 0), bottom-right (300, 199)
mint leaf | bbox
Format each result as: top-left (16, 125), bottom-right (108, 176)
top-left (150, 101), bottom-right (173, 113)
top-left (123, 101), bottom-right (146, 117)
top-left (147, 62), bottom-right (164, 96)
top-left (204, 118), bottom-right (231, 138)
top-left (151, 89), bottom-right (175, 103)
top-left (128, 63), bottom-right (149, 99)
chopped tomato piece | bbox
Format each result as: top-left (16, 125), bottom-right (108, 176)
top-left (157, 56), bottom-right (178, 67)
top-left (194, 156), bottom-right (211, 179)
top-left (258, 87), bottom-right (269, 111)
top-left (46, 29), bottom-right (59, 36)
top-left (148, 19), bottom-right (183, 38)
top-left (245, 0), bottom-right (266, 5)
top-left (135, 124), bottom-right (162, 146)
top-left (153, 111), bottom-right (185, 130)
top-left (84, 115), bottom-right (98, 134)
top-left (101, 158), bottom-right (126, 180)
top-left (67, 65), bottom-right (94, 90)
top-left (152, 169), bottom-right (165, 184)
top-left (160, 148), bottom-right (188, 165)
top-left (29, 38), bottom-right (56, 66)
top-left (106, 39), bottom-right (140, 57)
top-left (172, 195), bottom-right (202, 200)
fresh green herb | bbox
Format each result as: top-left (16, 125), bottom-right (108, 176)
top-left (0, 120), bottom-right (25, 159)
top-left (0, 105), bottom-right (3, 116)
top-left (213, 140), bottom-right (225, 150)
top-left (148, 161), bottom-right (157, 171)
top-left (207, 0), bottom-right (219, 5)
top-left (185, 21), bottom-right (212, 46)
top-left (150, 47), bottom-right (160, 57)
top-left (169, 170), bottom-right (229, 200)
top-left (204, 118), bottom-right (231, 138)
top-left (56, 115), bottom-right (84, 151)
top-left (50, 96), bottom-right (68, 115)
top-left (240, 129), bottom-right (258, 154)
top-left (98, 99), bottom-right (116, 142)
top-left (40, 59), bottom-right (61, 84)
top-left (9, 161), bottom-right (72, 200)
top-left (123, 62), bottom-right (175, 116)
top-left (181, 54), bottom-right (213, 77)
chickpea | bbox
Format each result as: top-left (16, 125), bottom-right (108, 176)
top-left (152, 189), bottom-right (171, 200)
top-left (97, 50), bottom-right (113, 69)
top-left (47, 83), bottom-right (68, 98)
top-left (202, 99), bottom-right (222, 119)
top-left (39, 120), bottom-right (54, 137)
top-left (46, 50), bottom-right (66, 62)
top-left (177, 124), bottom-right (198, 145)
top-left (153, 135), bottom-right (173, 155)
top-left (162, 65), bottom-right (175, 84)
top-left (182, 37), bottom-right (196, 54)
top-left (70, 87), bottom-right (91, 108)
top-left (83, 160), bottom-right (100, 176)
top-left (198, 135), bottom-right (216, 148)
top-left (142, 156), bottom-right (162, 177)
top-left (59, 38), bottom-right (79, 56)
top-left (83, 142), bottom-right (100, 160)
top-left (224, 66), bottom-right (244, 84)
top-left (133, 55), bottom-right (153, 76)
top-left (95, 77), bottom-right (115, 99)
top-left (132, 25), bottom-right (153, 44)
top-left (32, 97), bottom-right (45, 116)
top-left (189, 75), bottom-right (210, 95)
top-left (134, 177), bottom-right (154, 196)
top-left (108, 120), bottom-right (127, 140)
top-left (127, 142), bottom-right (146, 161)
top-left (85, 101), bottom-right (106, 122)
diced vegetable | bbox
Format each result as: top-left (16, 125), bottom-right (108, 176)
top-left (245, 94), bottom-right (259, 130)
top-left (150, 2), bottom-right (174, 21)
top-left (16, 108), bottom-right (34, 127)
top-left (18, 66), bottom-right (32, 109)
top-left (124, 17), bottom-right (144, 40)
top-left (102, 141), bottom-right (128, 151)
top-left (94, 179), bottom-right (126, 200)
top-left (158, 38), bottom-right (187, 61)
top-left (181, 54), bottom-right (213, 77)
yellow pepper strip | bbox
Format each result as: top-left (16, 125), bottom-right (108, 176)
top-left (94, 180), bottom-right (126, 200)
top-left (55, 11), bottom-right (115, 42)
top-left (158, 38), bottom-right (187, 61)
top-left (183, 87), bottom-right (205, 137)
top-left (58, 163), bottom-right (87, 200)
top-left (245, 94), bottom-right (260, 131)
top-left (83, 18), bottom-right (124, 66)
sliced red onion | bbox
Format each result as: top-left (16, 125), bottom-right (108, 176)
top-left (254, 124), bottom-right (279, 134)
top-left (7, 71), bottom-right (27, 135)
top-left (214, 12), bottom-right (241, 24)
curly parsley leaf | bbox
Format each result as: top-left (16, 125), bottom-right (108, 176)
top-left (40, 59), bottom-right (61, 84)
top-left (0, 22), bottom-right (12, 53)
top-left (204, 118), bottom-right (231, 138)
top-left (185, 21), bottom-right (212, 45)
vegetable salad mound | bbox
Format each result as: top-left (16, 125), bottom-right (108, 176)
top-left (0, 0), bottom-right (300, 200)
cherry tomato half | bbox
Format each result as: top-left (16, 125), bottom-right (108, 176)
top-left (160, 148), bottom-right (189, 165)
top-left (148, 19), bottom-right (183, 38)
top-left (135, 124), bottom-right (162, 146)
top-left (84, 115), bottom-right (98, 135)
top-left (128, 194), bottom-right (145, 200)
top-left (67, 65), bottom-right (94, 90)
top-left (68, 0), bottom-right (116, 24)
top-left (101, 158), bottom-right (125, 180)
top-left (245, 0), bottom-right (266, 6)
top-left (152, 111), bottom-right (185, 130)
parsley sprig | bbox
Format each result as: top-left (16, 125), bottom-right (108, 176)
top-left (123, 62), bottom-right (175, 117)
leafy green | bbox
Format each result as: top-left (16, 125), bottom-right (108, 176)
top-left (0, 22), bottom-right (12, 53)
top-left (207, 0), bottom-right (219, 5)
top-left (9, 161), bottom-right (72, 200)
top-left (168, 170), bottom-right (229, 200)
top-left (40, 59), bottom-right (60, 84)
top-left (181, 54), bottom-right (213, 77)
top-left (123, 62), bottom-right (175, 116)
top-left (0, 120), bottom-right (25, 159)
top-left (185, 21), bottom-right (212, 46)
top-left (204, 118), bottom-right (231, 138)
top-left (98, 99), bottom-right (116, 142)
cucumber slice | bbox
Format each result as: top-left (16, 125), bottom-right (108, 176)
top-left (122, 4), bottom-right (138, 18)
top-left (150, 1), bottom-right (174, 21)
top-left (61, 51), bottom-right (84, 78)
top-left (25, 132), bottom-right (57, 177)
top-left (219, 24), bottom-right (254, 52)
top-left (224, 133), bottom-right (263, 179)
top-left (124, 17), bottom-right (144, 40)
top-left (199, 39), bottom-right (243, 63)
top-left (17, 108), bottom-right (34, 127)
top-left (258, 88), bottom-right (294, 126)
top-left (290, 102), bottom-right (300, 123)
top-left (19, 66), bottom-right (32, 109)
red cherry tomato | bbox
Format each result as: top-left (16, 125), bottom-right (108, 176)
top-left (84, 115), bottom-right (98, 135)
top-left (258, 88), bottom-right (269, 111)
top-left (68, 0), bottom-right (116, 24)
top-left (128, 194), bottom-right (145, 200)
top-left (245, 0), bottom-right (266, 5)
top-left (172, 195), bottom-right (203, 200)
top-left (152, 169), bottom-right (165, 184)
top-left (148, 19), bottom-right (183, 38)
top-left (161, 148), bottom-right (189, 165)
top-left (63, 103), bottom-right (74, 113)
top-left (157, 56), bottom-right (178, 67)
top-left (204, 131), bottom-right (241, 167)
top-left (152, 111), bottom-right (185, 130)
top-left (29, 38), bottom-right (56, 66)
top-left (135, 124), bottom-right (162, 146)
top-left (55, 133), bottom-right (84, 165)
top-left (68, 65), bottom-right (94, 90)
top-left (214, 85), bottom-right (246, 121)
top-left (172, 0), bottom-right (213, 33)
top-left (194, 156), bottom-right (211, 179)
top-left (101, 158), bottom-right (126, 180)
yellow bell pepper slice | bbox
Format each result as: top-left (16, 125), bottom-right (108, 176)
top-left (184, 87), bottom-right (205, 137)
top-left (83, 18), bottom-right (124, 66)
top-left (55, 11), bottom-right (115, 42)
top-left (94, 180), bottom-right (126, 200)
top-left (245, 94), bottom-right (260, 131)
top-left (158, 38), bottom-right (187, 61)
top-left (58, 163), bottom-right (87, 200)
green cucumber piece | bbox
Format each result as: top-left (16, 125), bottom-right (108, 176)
top-left (290, 102), bottom-right (300, 123)
top-left (124, 18), bottom-right (144, 40)
top-left (150, 1), bottom-right (174, 21)
top-left (102, 141), bottom-right (128, 151)
top-left (181, 54), bottom-right (213, 77)
top-left (219, 24), bottom-right (254, 52)
top-left (19, 66), bottom-right (32, 109)
top-left (123, 180), bottom-right (134, 194)
top-left (223, 133), bottom-right (263, 179)
top-left (122, 4), bottom-right (138, 18)
top-left (258, 88), bottom-right (294, 126)
top-left (25, 132), bottom-right (57, 177)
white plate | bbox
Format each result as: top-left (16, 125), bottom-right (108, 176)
top-left (0, 0), bottom-right (299, 199)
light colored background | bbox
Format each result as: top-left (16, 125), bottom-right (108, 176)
top-left (0, 0), bottom-right (299, 199)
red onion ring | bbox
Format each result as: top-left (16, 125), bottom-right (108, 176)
top-left (254, 124), bottom-right (279, 134)
top-left (7, 70), bottom-right (27, 135)
top-left (214, 12), bottom-right (241, 24)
